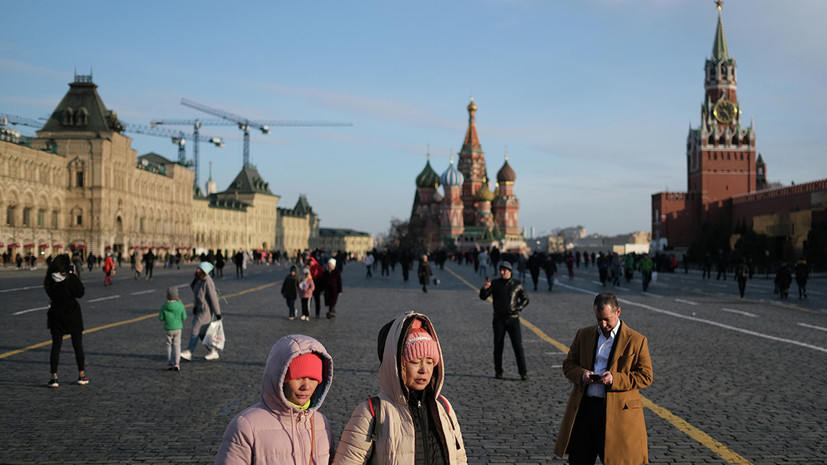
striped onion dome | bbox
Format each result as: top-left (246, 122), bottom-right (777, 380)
top-left (497, 155), bottom-right (516, 183)
top-left (475, 179), bottom-right (495, 202)
top-left (440, 158), bottom-right (464, 187)
top-left (415, 159), bottom-right (440, 188)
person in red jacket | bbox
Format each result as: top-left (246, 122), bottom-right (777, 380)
top-left (103, 254), bottom-right (115, 287)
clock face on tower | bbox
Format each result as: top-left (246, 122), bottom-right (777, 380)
top-left (713, 98), bottom-right (738, 124)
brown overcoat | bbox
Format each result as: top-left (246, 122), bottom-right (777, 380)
top-left (554, 321), bottom-right (653, 465)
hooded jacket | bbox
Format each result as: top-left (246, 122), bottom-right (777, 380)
top-left (333, 312), bottom-right (467, 465)
top-left (215, 335), bottom-right (334, 465)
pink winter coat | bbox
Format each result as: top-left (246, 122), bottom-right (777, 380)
top-left (214, 335), bottom-right (334, 465)
top-left (299, 278), bottom-right (315, 299)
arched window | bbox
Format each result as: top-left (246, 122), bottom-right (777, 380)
top-left (61, 108), bottom-right (74, 126)
top-left (75, 107), bottom-right (89, 126)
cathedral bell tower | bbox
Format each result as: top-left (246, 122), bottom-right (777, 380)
top-left (457, 98), bottom-right (488, 227)
top-left (686, 1), bottom-right (757, 211)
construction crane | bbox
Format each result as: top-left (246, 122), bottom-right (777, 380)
top-left (121, 123), bottom-right (224, 190)
top-left (165, 98), bottom-right (351, 168)
top-left (149, 118), bottom-right (224, 191)
top-left (0, 113), bottom-right (45, 129)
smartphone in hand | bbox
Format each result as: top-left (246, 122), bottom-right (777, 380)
top-left (589, 374), bottom-right (602, 381)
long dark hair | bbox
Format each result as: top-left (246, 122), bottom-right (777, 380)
top-left (44, 254), bottom-right (71, 291)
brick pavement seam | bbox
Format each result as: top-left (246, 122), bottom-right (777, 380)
top-left (443, 265), bottom-right (754, 465)
top-left (0, 281), bottom-right (277, 360)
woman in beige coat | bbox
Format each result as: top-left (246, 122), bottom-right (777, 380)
top-left (333, 312), bottom-right (467, 465)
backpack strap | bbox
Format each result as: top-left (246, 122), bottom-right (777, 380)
top-left (368, 396), bottom-right (380, 417)
top-left (437, 395), bottom-right (450, 415)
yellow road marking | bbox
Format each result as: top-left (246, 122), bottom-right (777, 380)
top-left (444, 266), bottom-right (752, 465)
top-left (0, 281), bottom-right (276, 360)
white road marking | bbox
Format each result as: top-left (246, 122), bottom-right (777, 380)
top-left (130, 290), bottom-right (155, 296)
top-left (721, 308), bottom-right (758, 318)
top-left (642, 292), bottom-right (662, 298)
top-left (0, 285), bottom-right (41, 293)
top-left (556, 282), bottom-right (827, 353)
top-left (88, 295), bottom-right (121, 302)
top-left (797, 322), bottom-right (827, 332)
top-left (12, 306), bottom-right (49, 315)
top-left (675, 299), bottom-right (699, 306)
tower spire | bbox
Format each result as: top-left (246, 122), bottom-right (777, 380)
top-left (712, 1), bottom-right (730, 61)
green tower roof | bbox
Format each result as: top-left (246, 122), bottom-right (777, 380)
top-left (711, 2), bottom-right (730, 62)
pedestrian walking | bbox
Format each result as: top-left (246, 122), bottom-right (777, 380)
top-left (181, 261), bottom-right (222, 361)
top-left (303, 252), bottom-right (325, 318)
top-left (794, 258), bottom-right (810, 299)
top-left (543, 253), bottom-right (558, 291)
top-left (639, 253), bottom-right (654, 292)
top-left (735, 259), bottom-right (749, 299)
top-left (702, 253), bottom-right (712, 279)
top-left (43, 254), bottom-right (89, 388)
top-left (134, 257), bottom-right (143, 280)
top-left (323, 258), bottom-right (342, 319)
top-left (554, 292), bottom-right (653, 465)
top-left (477, 249), bottom-right (490, 277)
top-left (479, 261), bottom-right (529, 380)
top-left (775, 263), bottom-right (792, 300)
top-left (214, 335), bottom-right (334, 465)
top-left (527, 251), bottom-right (541, 291)
top-left (159, 287), bottom-right (187, 371)
top-left (364, 253), bottom-right (374, 278)
top-left (143, 250), bottom-right (156, 280)
top-left (103, 253), bottom-right (115, 287)
top-left (280, 265), bottom-right (299, 320)
top-left (333, 312), bottom-right (467, 465)
top-left (298, 268), bottom-right (315, 321)
top-left (418, 254), bottom-right (433, 293)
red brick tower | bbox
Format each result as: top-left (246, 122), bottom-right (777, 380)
top-left (493, 155), bottom-right (520, 235)
top-left (457, 98), bottom-right (488, 227)
top-left (687, 1), bottom-right (757, 217)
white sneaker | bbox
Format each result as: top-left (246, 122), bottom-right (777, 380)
top-left (205, 350), bottom-right (220, 361)
top-left (180, 350), bottom-right (192, 361)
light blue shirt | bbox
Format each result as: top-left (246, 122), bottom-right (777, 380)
top-left (586, 321), bottom-right (621, 398)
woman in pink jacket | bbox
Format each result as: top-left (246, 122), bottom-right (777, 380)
top-left (214, 334), bottom-right (334, 465)
top-left (298, 268), bottom-right (315, 321)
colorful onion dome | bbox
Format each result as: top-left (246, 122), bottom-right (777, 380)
top-left (415, 158), bottom-right (440, 189)
top-left (467, 97), bottom-right (477, 113)
top-left (475, 179), bottom-right (495, 202)
top-left (497, 155), bottom-right (516, 183)
top-left (440, 157), bottom-right (464, 187)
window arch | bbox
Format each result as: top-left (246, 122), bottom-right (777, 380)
top-left (61, 107), bottom-right (74, 126)
top-left (75, 107), bottom-right (88, 127)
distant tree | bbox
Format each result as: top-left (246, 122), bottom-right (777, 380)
top-left (804, 222), bottom-right (827, 271)
top-left (386, 218), bottom-right (425, 252)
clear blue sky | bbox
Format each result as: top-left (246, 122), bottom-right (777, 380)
top-left (3, 0), bottom-right (825, 238)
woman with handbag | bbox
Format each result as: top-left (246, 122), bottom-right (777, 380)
top-left (181, 261), bottom-right (222, 361)
top-left (333, 312), bottom-right (467, 465)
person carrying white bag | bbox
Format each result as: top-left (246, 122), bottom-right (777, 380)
top-left (182, 261), bottom-right (223, 361)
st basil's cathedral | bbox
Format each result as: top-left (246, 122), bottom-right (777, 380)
top-left (410, 99), bottom-right (525, 252)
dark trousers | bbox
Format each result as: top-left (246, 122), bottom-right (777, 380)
top-left (737, 277), bottom-right (747, 298)
top-left (492, 317), bottom-right (526, 376)
top-left (568, 396), bottom-right (606, 465)
top-left (313, 290), bottom-right (322, 316)
top-left (50, 330), bottom-right (85, 374)
top-left (301, 298), bottom-right (311, 318)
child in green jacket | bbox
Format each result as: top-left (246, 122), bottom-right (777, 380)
top-left (159, 287), bottom-right (187, 370)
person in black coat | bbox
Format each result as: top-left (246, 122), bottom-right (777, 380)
top-left (479, 261), bottom-right (530, 380)
top-left (43, 254), bottom-right (88, 388)
top-left (280, 265), bottom-right (300, 319)
top-left (418, 255), bottom-right (433, 293)
top-left (323, 258), bottom-right (343, 319)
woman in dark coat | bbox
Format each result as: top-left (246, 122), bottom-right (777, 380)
top-left (323, 258), bottom-right (343, 319)
top-left (43, 254), bottom-right (88, 388)
top-left (418, 254), bottom-right (433, 293)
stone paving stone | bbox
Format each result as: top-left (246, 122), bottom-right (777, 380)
top-left (1, 261), bottom-right (825, 464)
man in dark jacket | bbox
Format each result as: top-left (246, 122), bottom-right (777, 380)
top-left (479, 261), bottom-right (530, 380)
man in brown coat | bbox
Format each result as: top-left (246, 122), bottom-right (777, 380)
top-left (554, 293), bottom-right (653, 465)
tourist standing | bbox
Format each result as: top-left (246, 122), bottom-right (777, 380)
top-left (159, 287), bottom-right (187, 371)
top-left (44, 254), bottom-right (89, 388)
top-left (479, 261), bottom-right (529, 380)
top-left (181, 261), bottom-right (222, 361)
top-left (323, 258), bottom-right (342, 319)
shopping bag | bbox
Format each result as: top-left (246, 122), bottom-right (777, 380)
top-left (652, 271), bottom-right (658, 282)
top-left (203, 320), bottom-right (225, 351)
